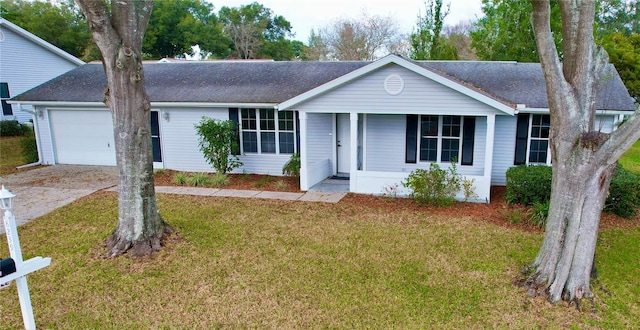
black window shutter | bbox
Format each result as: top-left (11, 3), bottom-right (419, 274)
top-left (405, 115), bottom-right (418, 163)
top-left (514, 114), bottom-right (530, 165)
top-left (295, 111), bottom-right (300, 153)
top-left (229, 108), bottom-right (240, 155)
top-left (461, 117), bottom-right (475, 165)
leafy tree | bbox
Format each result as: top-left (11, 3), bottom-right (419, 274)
top-left (142, 0), bottom-right (230, 59)
top-left (195, 118), bottom-right (242, 174)
top-left (0, 0), bottom-right (97, 61)
top-left (306, 12), bottom-right (402, 61)
top-left (218, 2), bottom-right (295, 60)
top-left (441, 21), bottom-right (478, 60)
top-left (596, 0), bottom-right (640, 37)
top-left (410, 0), bottom-right (457, 60)
top-left (470, 0), bottom-right (563, 62)
top-left (600, 32), bottom-right (640, 102)
top-left (523, 0), bottom-right (640, 304)
top-left (75, 0), bottom-right (170, 257)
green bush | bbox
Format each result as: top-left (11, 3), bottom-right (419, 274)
top-left (402, 162), bottom-right (463, 206)
top-left (173, 172), bottom-right (188, 185)
top-left (528, 201), bottom-right (550, 228)
top-left (195, 117), bottom-right (242, 174)
top-left (505, 165), bottom-right (552, 206)
top-left (211, 173), bottom-right (230, 187)
top-left (605, 166), bottom-right (640, 218)
top-left (0, 120), bottom-right (30, 137)
top-left (186, 173), bottom-right (211, 187)
top-left (282, 153), bottom-right (300, 177)
top-left (20, 136), bottom-right (38, 163)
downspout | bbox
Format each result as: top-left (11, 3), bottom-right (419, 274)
top-left (15, 103), bottom-right (42, 169)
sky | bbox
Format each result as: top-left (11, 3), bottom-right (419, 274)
top-left (209, 0), bottom-right (484, 43)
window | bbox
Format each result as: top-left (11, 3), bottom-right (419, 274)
top-left (514, 114), bottom-right (551, 165)
top-left (238, 108), bottom-right (295, 154)
top-left (406, 115), bottom-right (474, 165)
top-left (1, 82), bottom-right (12, 116)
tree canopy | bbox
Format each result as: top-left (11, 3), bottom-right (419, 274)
top-left (410, 0), bottom-right (457, 60)
top-left (0, 0), bottom-right (96, 61)
top-left (218, 2), bottom-right (296, 60)
top-left (305, 12), bottom-right (402, 61)
top-left (142, 0), bottom-right (230, 59)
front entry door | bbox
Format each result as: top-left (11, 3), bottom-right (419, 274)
top-left (337, 113), bottom-right (350, 174)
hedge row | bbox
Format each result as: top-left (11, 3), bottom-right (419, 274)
top-left (505, 164), bottom-right (640, 218)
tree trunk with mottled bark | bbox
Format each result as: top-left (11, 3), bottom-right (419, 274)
top-left (525, 0), bottom-right (640, 304)
top-left (75, 0), bottom-right (170, 257)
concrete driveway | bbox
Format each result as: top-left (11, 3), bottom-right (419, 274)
top-left (0, 165), bottom-right (118, 233)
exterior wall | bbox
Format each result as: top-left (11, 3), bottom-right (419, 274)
top-left (0, 27), bottom-right (81, 122)
top-left (490, 113), bottom-right (618, 186)
top-left (160, 108), bottom-right (289, 175)
top-left (491, 116), bottom-right (518, 185)
top-left (305, 113), bottom-right (334, 169)
top-left (364, 114), bottom-right (486, 176)
top-left (295, 65), bottom-right (502, 116)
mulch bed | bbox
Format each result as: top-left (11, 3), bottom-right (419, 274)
top-left (153, 170), bottom-right (640, 232)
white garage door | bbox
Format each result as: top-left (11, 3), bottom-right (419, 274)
top-left (49, 110), bottom-right (116, 166)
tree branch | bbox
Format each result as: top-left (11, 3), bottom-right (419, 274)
top-left (75, 0), bottom-right (119, 59)
top-left (599, 111), bottom-right (640, 165)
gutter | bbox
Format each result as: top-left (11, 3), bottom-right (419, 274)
top-left (15, 103), bottom-right (42, 169)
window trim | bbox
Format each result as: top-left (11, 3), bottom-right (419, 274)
top-left (238, 108), bottom-right (296, 155)
top-left (415, 115), bottom-right (464, 164)
top-left (515, 113), bottom-right (551, 165)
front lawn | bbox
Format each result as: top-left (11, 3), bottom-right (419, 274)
top-left (619, 139), bottom-right (640, 173)
top-left (0, 136), bottom-right (25, 175)
top-left (1, 193), bottom-right (638, 328)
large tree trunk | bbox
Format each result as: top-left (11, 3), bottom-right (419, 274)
top-left (526, 0), bottom-right (640, 304)
top-left (76, 0), bottom-right (169, 257)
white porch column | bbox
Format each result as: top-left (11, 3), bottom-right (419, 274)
top-left (299, 111), bottom-right (309, 190)
top-left (349, 112), bottom-right (358, 192)
top-left (484, 114), bottom-right (496, 202)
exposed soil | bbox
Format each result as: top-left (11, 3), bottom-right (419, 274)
top-left (154, 170), bottom-right (640, 232)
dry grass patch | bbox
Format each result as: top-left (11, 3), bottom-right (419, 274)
top-left (1, 192), bottom-right (638, 328)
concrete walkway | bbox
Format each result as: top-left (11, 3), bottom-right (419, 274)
top-left (1, 165), bottom-right (347, 233)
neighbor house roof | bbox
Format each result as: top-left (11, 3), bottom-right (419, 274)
top-left (11, 56), bottom-right (636, 112)
top-left (0, 18), bottom-right (85, 66)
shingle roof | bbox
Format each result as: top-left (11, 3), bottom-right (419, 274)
top-left (12, 59), bottom-right (636, 111)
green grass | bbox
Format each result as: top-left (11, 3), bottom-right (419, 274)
top-left (0, 136), bottom-right (26, 174)
top-left (0, 194), bottom-right (639, 328)
top-left (619, 139), bottom-right (640, 173)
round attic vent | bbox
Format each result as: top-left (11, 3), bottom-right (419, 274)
top-left (384, 74), bottom-right (404, 95)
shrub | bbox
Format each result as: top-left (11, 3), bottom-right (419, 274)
top-left (0, 120), bottom-right (29, 137)
top-left (605, 165), bottom-right (640, 218)
top-left (275, 180), bottom-right (288, 190)
top-left (186, 173), bottom-right (211, 187)
top-left (20, 136), bottom-right (38, 163)
top-left (402, 162), bottom-right (463, 206)
top-left (194, 117), bottom-right (242, 174)
top-left (254, 176), bottom-right (274, 189)
top-left (282, 153), bottom-right (300, 177)
top-left (528, 201), bottom-right (550, 228)
top-left (154, 168), bottom-right (166, 175)
top-left (173, 172), bottom-right (188, 185)
top-left (505, 165), bottom-right (552, 206)
top-left (211, 173), bottom-right (230, 187)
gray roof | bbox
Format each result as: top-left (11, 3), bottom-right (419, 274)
top-left (12, 59), bottom-right (636, 111)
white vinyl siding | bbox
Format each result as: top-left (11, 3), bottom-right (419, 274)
top-left (305, 113), bottom-right (334, 166)
top-left (365, 114), bottom-right (485, 176)
top-left (295, 65), bottom-right (502, 116)
top-left (0, 27), bottom-right (81, 122)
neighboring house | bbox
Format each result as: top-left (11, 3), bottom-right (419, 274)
top-left (0, 18), bottom-right (84, 123)
top-left (10, 55), bottom-right (636, 201)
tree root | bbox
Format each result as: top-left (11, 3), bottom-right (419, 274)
top-left (105, 223), bottom-right (174, 258)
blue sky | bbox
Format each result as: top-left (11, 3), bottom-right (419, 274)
top-left (210, 0), bottom-right (484, 42)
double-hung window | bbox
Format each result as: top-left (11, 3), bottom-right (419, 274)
top-left (239, 108), bottom-right (295, 154)
top-left (407, 115), bottom-right (474, 165)
top-left (1, 83), bottom-right (12, 116)
top-left (514, 114), bottom-right (551, 165)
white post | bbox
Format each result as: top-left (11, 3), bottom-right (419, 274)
top-left (299, 112), bottom-right (309, 190)
top-left (1, 186), bottom-right (51, 330)
top-left (349, 112), bottom-right (358, 192)
top-left (3, 208), bottom-right (36, 330)
top-left (484, 114), bottom-right (496, 203)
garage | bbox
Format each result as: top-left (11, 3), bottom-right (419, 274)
top-left (49, 109), bottom-right (116, 166)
